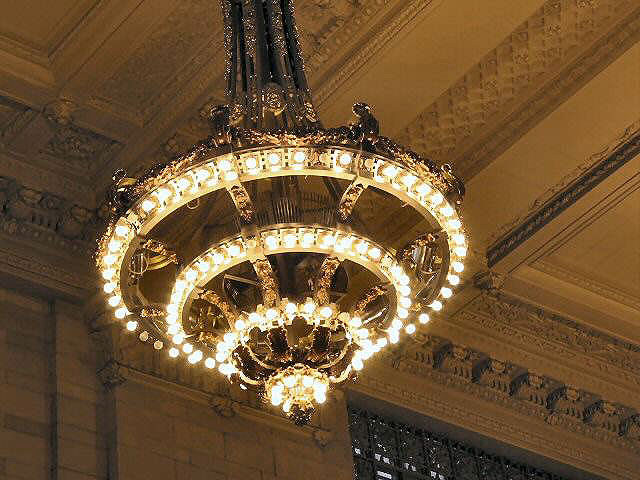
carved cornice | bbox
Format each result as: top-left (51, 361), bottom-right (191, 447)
top-left (0, 174), bottom-right (104, 249)
top-left (487, 129), bottom-right (640, 266)
top-left (397, 0), bottom-right (640, 177)
top-left (452, 293), bottom-right (640, 390)
top-left (381, 334), bottom-right (640, 453)
top-left (354, 366), bottom-right (640, 480)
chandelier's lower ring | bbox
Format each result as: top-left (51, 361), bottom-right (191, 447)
top-left (164, 225), bottom-right (414, 369)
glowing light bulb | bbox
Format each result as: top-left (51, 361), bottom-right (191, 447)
top-left (154, 340), bottom-right (163, 350)
top-left (228, 244), bottom-right (242, 257)
top-left (448, 219), bottom-right (462, 229)
top-left (169, 347), bottom-right (179, 358)
top-left (452, 261), bottom-right (464, 273)
top-left (156, 188), bottom-right (171, 203)
top-left (245, 157), bottom-right (258, 169)
top-left (265, 235), bottom-right (279, 250)
top-left (415, 183), bottom-right (431, 195)
top-left (293, 151), bottom-right (306, 163)
top-left (377, 337), bottom-right (388, 348)
top-left (397, 308), bottom-right (409, 319)
top-left (224, 171), bottom-right (238, 181)
top-left (430, 300), bottom-right (443, 312)
top-left (268, 152), bottom-right (280, 165)
top-left (185, 269), bottom-right (197, 282)
top-left (402, 174), bottom-right (417, 188)
top-left (320, 306), bottom-right (333, 318)
top-left (455, 246), bottom-right (467, 257)
top-left (283, 234), bottom-right (297, 248)
top-left (350, 316), bottom-right (362, 328)
top-left (197, 260), bottom-right (210, 272)
top-left (235, 319), bottom-right (246, 330)
top-left (382, 165), bottom-right (398, 178)
top-left (271, 392), bottom-right (283, 406)
top-left (167, 324), bottom-right (179, 335)
top-left (172, 333), bottom-right (184, 344)
top-left (218, 159), bottom-right (232, 171)
top-left (103, 254), bottom-right (117, 267)
top-left (103, 283), bottom-right (116, 294)
top-left (391, 318), bottom-right (403, 330)
top-left (368, 247), bottom-right (381, 260)
top-left (141, 199), bottom-right (155, 212)
top-left (248, 312), bottom-right (262, 324)
top-left (301, 232), bottom-right (315, 246)
top-left (440, 205), bottom-right (454, 217)
top-left (265, 308), bottom-right (278, 321)
top-left (430, 193), bottom-right (444, 206)
top-left (126, 320), bottom-right (137, 331)
top-left (303, 300), bottom-right (316, 314)
top-left (102, 268), bottom-right (116, 280)
top-left (399, 297), bottom-right (411, 308)
top-left (205, 358), bottom-right (215, 369)
top-left (441, 287), bottom-right (453, 298)
top-left (212, 252), bottom-right (224, 265)
top-left (389, 331), bottom-right (399, 344)
top-left (419, 313), bottom-right (430, 324)
top-left (355, 242), bottom-right (368, 254)
top-left (302, 376), bottom-right (314, 388)
top-left (398, 285), bottom-right (411, 297)
top-left (108, 295), bottom-right (121, 307)
top-left (352, 357), bottom-right (364, 371)
top-left (108, 239), bottom-right (121, 252)
top-left (448, 274), bottom-right (460, 285)
top-left (282, 400), bottom-right (292, 413)
top-left (314, 390), bottom-right (327, 404)
top-left (115, 307), bottom-right (128, 319)
top-left (283, 375), bottom-right (296, 388)
top-left (115, 225), bottom-right (129, 237)
top-left (285, 302), bottom-right (297, 316)
top-left (215, 351), bottom-right (227, 363)
top-left (453, 233), bottom-right (466, 245)
top-left (405, 323), bottom-right (416, 334)
top-left (177, 178), bottom-right (191, 190)
top-left (339, 152), bottom-right (352, 165)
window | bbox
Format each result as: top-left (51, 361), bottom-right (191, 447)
top-left (349, 407), bottom-right (568, 480)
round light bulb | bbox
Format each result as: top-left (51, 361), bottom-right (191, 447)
top-left (218, 158), bottom-right (232, 171)
top-left (453, 233), bottom-right (466, 245)
top-left (115, 307), bottom-right (128, 319)
top-left (391, 318), bottom-right (403, 330)
top-left (440, 205), bottom-right (454, 217)
top-left (141, 199), bottom-right (155, 212)
top-left (350, 316), bottom-right (362, 328)
top-left (368, 247), bottom-right (381, 260)
top-left (339, 152), bottom-right (352, 165)
top-left (114, 225), bottom-right (129, 237)
top-left (352, 357), bottom-right (364, 371)
top-left (245, 157), bottom-right (258, 169)
top-left (103, 283), bottom-right (116, 294)
top-left (448, 274), bottom-right (460, 286)
top-left (452, 261), bottom-right (464, 273)
top-left (448, 219), bottom-right (462, 229)
top-left (320, 306), bottom-right (333, 318)
top-left (205, 358), bottom-right (215, 369)
top-left (430, 300), bottom-right (443, 312)
top-left (268, 152), bottom-right (280, 165)
top-left (293, 151), bottom-right (306, 163)
top-left (235, 319), bottom-right (246, 330)
top-left (126, 320), bottom-right (138, 331)
top-left (441, 287), bottom-right (453, 298)
top-left (264, 235), bottom-right (279, 250)
top-left (419, 313), bottom-right (430, 324)
top-left (169, 347), bottom-right (179, 358)
top-left (108, 295), bottom-right (121, 307)
top-left (405, 323), bottom-right (416, 334)
top-left (108, 239), bottom-right (121, 252)
top-left (455, 246), bottom-right (467, 257)
top-left (102, 268), bottom-right (116, 280)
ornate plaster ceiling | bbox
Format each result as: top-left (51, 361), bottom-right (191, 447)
top-left (0, 1), bottom-right (639, 474)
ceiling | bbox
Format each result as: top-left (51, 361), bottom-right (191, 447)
top-left (0, 0), bottom-right (638, 369)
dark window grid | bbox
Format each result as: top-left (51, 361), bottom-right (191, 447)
top-left (349, 407), bottom-right (567, 480)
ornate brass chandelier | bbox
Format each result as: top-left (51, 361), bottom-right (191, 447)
top-left (97, 0), bottom-right (467, 425)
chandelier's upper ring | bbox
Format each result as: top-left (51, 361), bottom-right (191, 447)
top-left (98, 143), bottom-right (466, 384)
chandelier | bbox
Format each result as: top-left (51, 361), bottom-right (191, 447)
top-left (97, 0), bottom-right (466, 425)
